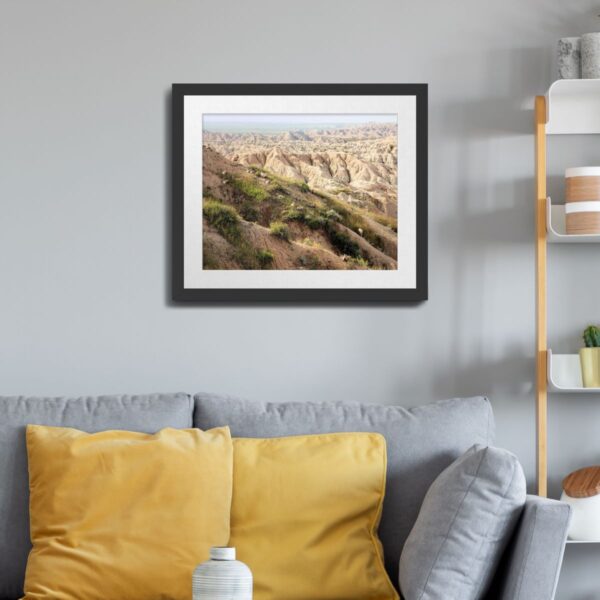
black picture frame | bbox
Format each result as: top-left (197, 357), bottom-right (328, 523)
top-left (172, 83), bottom-right (428, 304)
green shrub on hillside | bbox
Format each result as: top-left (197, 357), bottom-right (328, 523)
top-left (325, 209), bottom-right (343, 223)
top-left (239, 203), bottom-right (260, 222)
top-left (268, 183), bottom-right (287, 195)
top-left (202, 252), bottom-right (219, 270)
top-left (228, 175), bottom-right (269, 202)
top-left (327, 227), bottom-right (361, 258)
top-left (256, 249), bottom-right (274, 268)
top-left (371, 213), bottom-right (398, 232)
top-left (348, 256), bottom-right (370, 269)
top-left (318, 195), bottom-right (388, 252)
top-left (269, 221), bottom-right (290, 241)
top-left (305, 211), bottom-right (327, 229)
top-left (362, 230), bottom-right (385, 253)
top-left (282, 205), bottom-right (327, 230)
top-left (281, 205), bottom-right (303, 223)
top-left (203, 199), bottom-right (241, 243)
top-left (297, 254), bottom-right (323, 269)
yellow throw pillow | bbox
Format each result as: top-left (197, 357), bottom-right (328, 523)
top-left (230, 433), bottom-right (399, 600)
top-left (23, 425), bottom-right (233, 600)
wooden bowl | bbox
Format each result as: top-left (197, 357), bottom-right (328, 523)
top-left (561, 465), bottom-right (600, 541)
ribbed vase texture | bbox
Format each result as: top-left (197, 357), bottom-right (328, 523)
top-left (193, 556), bottom-right (252, 599)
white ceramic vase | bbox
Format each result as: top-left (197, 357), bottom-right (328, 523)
top-left (193, 547), bottom-right (252, 600)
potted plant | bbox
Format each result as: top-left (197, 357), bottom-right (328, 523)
top-left (580, 325), bottom-right (600, 387)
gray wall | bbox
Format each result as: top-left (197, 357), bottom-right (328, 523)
top-left (1, 1), bottom-right (599, 597)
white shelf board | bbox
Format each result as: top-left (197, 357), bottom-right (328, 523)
top-left (548, 349), bottom-right (600, 393)
top-left (546, 197), bottom-right (600, 243)
top-left (546, 79), bottom-right (600, 135)
top-left (566, 539), bottom-right (600, 544)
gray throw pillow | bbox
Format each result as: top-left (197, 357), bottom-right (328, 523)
top-left (399, 445), bottom-right (526, 600)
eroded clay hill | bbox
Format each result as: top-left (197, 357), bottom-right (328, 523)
top-left (204, 124), bottom-right (397, 218)
top-left (202, 146), bottom-right (398, 271)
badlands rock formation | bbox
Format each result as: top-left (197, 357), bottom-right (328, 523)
top-left (204, 123), bottom-right (397, 217)
top-left (201, 123), bottom-right (398, 271)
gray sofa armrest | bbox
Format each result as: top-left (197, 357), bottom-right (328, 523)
top-left (488, 495), bottom-right (571, 600)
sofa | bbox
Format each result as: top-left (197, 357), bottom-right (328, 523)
top-left (0, 393), bottom-right (570, 600)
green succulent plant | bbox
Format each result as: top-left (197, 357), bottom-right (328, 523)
top-left (583, 325), bottom-right (600, 348)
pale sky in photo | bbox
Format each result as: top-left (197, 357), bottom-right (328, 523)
top-left (203, 113), bottom-right (397, 132)
top-left (204, 114), bottom-right (396, 125)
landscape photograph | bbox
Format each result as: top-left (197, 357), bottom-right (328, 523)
top-left (201, 113), bottom-right (399, 270)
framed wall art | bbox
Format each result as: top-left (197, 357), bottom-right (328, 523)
top-left (172, 84), bottom-right (427, 302)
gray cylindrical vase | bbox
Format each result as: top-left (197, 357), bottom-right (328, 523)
top-left (193, 547), bottom-right (253, 600)
top-left (557, 37), bottom-right (581, 79)
top-left (582, 32), bottom-right (600, 78)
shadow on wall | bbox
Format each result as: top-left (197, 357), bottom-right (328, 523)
top-left (164, 89), bottom-right (173, 307)
top-left (432, 174), bottom-right (536, 400)
top-left (426, 46), bottom-right (552, 407)
top-left (437, 47), bottom-right (551, 138)
top-left (438, 178), bottom-right (535, 246)
top-left (431, 351), bottom-right (535, 403)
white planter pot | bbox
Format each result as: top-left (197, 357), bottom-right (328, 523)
top-left (193, 547), bottom-right (253, 600)
top-left (560, 492), bottom-right (600, 540)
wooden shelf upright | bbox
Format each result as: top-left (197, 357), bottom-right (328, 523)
top-left (535, 80), bottom-right (600, 497)
top-left (535, 95), bottom-right (548, 497)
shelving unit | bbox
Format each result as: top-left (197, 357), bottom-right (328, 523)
top-left (547, 350), bottom-right (600, 393)
top-left (547, 197), bottom-right (600, 243)
top-left (545, 79), bottom-right (600, 134)
top-left (535, 80), bottom-right (600, 498)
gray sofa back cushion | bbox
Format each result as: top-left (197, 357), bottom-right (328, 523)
top-left (193, 393), bottom-right (495, 588)
top-left (0, 393), bottom-right (193, 600)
